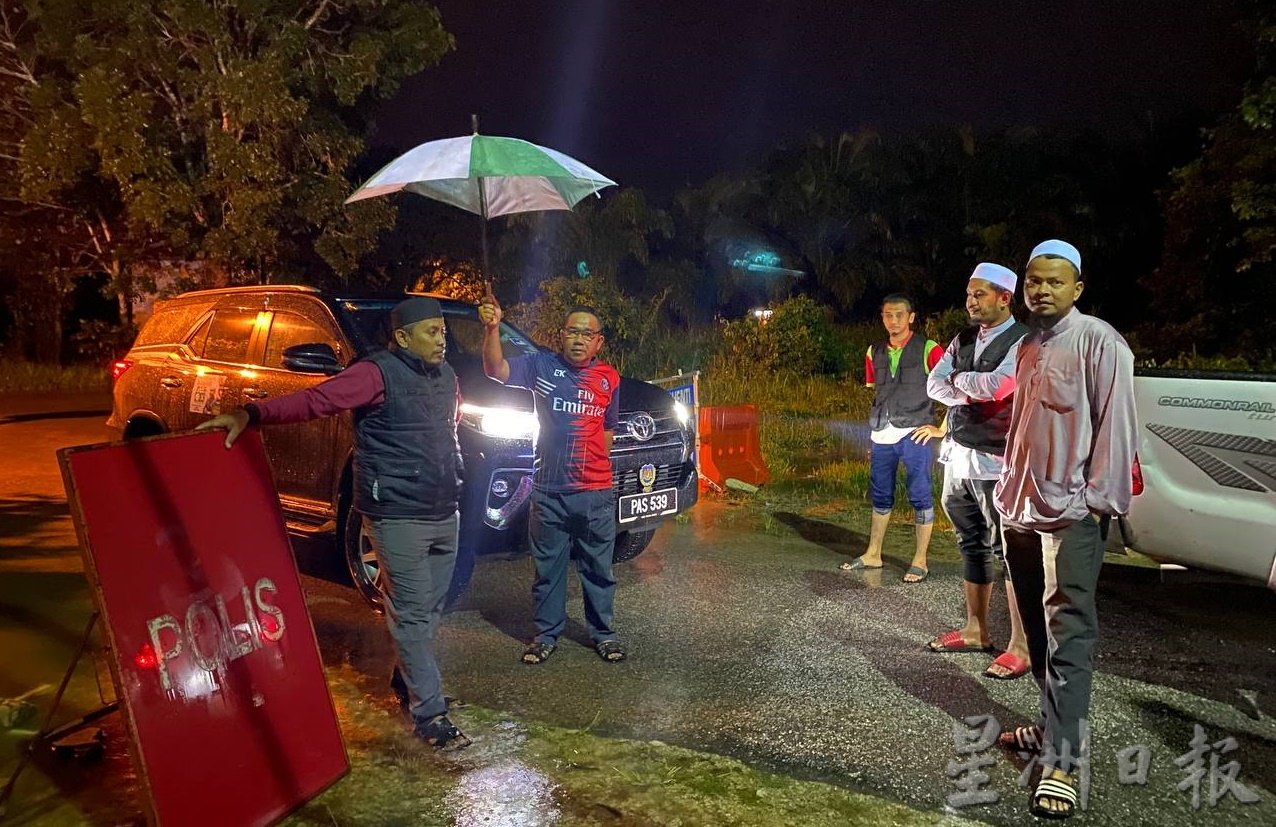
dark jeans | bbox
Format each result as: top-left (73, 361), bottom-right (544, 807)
top-left (528, 488), bottom-right (617, 646)
top-left (941, 467), bottom-right (1003, 585)
top-left (1004, 515), bottom-right (1105, 774)
top-left (365, 513), bottom-right (458, 724)
top-left (869, 437), bottom-right (934, 515)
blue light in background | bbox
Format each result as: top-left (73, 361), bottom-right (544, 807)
top-left (729, 249), bottom-right (804, 277)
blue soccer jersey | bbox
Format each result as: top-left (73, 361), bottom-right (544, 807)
top-left (506, 352), bottom-right (620, 492)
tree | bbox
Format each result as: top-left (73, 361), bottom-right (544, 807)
top-left (759, 130), bottom-right (878, 314)
top-left (501, 188), bottom-right (673, 292)
top-left (412, 255), bottom-right (486, 303)
top-left (506, 274), bottom-right (658, 357)
top-left (1141, 0), bottom-right (1276, 360)
top-left (1, 0), bottom-right (453, 358)
top-left (669, 174), bottom-right (762, 322)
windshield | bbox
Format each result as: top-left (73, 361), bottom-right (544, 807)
top-left (336, 299), bottom-right (540, 362)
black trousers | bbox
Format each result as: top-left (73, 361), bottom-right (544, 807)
top-left (1003, 515), bottom-right (1104, 774)
top-left (940, 466), bottom-right (1003, 585)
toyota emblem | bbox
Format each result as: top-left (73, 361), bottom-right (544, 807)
top-left (628, 412), bottom-right (657, 442)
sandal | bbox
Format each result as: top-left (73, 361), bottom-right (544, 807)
top-left (998, 724), bottom-right (1043, 752)
top-left (1031, 769), bottom-right (1079, 819)
top-left (413, 715), bottom-right (472, 751)
top-left (838, 558), bottom-right (882, 571)
top-left (984, 651), bottom-right (1031, 680)
top-left (903, 565), bottom-right (928, 583)
top-left (595, 639), bottom-right (627, 662)
top-left (521, 641), bottom-right (555, 664)
top-left (926, 630), bottom-right (993, 653)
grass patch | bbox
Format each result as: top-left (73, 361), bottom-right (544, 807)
top-left (283, 667), bottom-right (977, 827)
top-left (698, 367), bottom-right (951, 532)
top-left (0, 361), bottom-right (111, 393)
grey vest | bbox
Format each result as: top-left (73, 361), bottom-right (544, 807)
top-left (947, 321), bottom-right (1029, 456)
top-left (869, 335), bottom-right (934, 430)
top-left (352, 349), bottom-right (462, 519)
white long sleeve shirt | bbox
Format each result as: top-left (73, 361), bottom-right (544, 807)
top-left (927, 316), bottom-right (1021, 480)
top-left (993, 309), bottom-right (1139, 530)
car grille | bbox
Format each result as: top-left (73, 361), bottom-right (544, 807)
top-left (612, 411), bottom-right (686, 454)
top-left (612, 463), bottom-right (685, 496)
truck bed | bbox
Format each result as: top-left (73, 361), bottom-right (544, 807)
top-left (1118, 368), bottom-right (1276, 589)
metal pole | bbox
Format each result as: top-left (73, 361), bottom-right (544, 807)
top-left (0, 613), bottom-right (102, 816)
top-left (472, 113), bottom-right (491, 280)
top-left (479, 186), bottom-right (490, 276)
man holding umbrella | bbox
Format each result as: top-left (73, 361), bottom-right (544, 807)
top-left (478, 290), bottom-right (626, 665)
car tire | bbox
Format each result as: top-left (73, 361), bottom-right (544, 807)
top-left (342, 502), bottom-right (476, 612)
top-left (613, 528), bottom-right (656, 563)
top-left (342, 507), bottom-right (385, 612)
top-left (123, 417), bottom-right (164, 440)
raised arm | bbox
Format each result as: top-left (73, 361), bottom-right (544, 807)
top-left (478, 285), bottom-right (510, 384)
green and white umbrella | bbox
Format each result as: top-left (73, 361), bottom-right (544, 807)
top-left (345, 134), bottom-right (616, 217)
top-left (345, 131), bottom-right (616, 273)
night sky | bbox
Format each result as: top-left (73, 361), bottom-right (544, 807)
top-left (375, 1), bottom-right (1251, 197)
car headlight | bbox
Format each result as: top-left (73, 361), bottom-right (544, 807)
top-left (673, 401), bottom-right (691, 427)
top-left (459, 403), bottom-right (538, 440)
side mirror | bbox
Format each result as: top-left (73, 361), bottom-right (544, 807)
top-left (282, 342), bottom-right (343, 375)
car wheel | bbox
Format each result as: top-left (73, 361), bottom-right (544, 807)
top-left (123, 417), bottom-right (164, 440)
top-left (613, 528), bottom-right (656, 563)
top-left (342, 509), bottom-right (385, 611)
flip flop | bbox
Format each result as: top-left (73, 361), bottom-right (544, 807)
top-left (984, 651), bottom-right (1031, 680)
top-left (838, 558), bottom-right (883, 571)
top-left (903, 565), bottom-right (928, 583)
top-left (926, 629), bottom-right (993, 653)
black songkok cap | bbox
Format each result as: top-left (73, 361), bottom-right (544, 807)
top-left (390, 297), bottom-right (442, 330)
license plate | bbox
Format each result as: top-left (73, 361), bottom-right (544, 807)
top-left (618, 487), bottom-right (678, 523)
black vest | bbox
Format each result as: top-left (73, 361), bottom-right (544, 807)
top-left (352, 349), bottom-right (462, 519)
top-left (869, 335), bottom-right (934, 430)
top-left (947, 321), bottom-right (1029, 456)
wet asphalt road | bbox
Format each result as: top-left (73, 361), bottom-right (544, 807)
top-left (297, 507), bottom-right (1276, 827)
top-left (3, 395), bottom-right (1275, 825)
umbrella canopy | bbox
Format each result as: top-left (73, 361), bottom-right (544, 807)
top-left (345, 134), bottom-right (616, 218)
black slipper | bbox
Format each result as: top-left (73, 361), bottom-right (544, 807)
top-left (595, 639), bottom-right (627, 662)
top-left (522, 641), bottom-right (555, 664)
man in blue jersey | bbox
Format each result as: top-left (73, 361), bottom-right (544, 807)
top-left (479, 290), bottom-right (625, 665)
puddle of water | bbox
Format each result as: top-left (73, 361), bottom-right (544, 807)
top-left (451, 760), bottom-right (561, 826)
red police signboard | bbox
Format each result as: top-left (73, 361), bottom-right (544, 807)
top-left (58, 430), bottom-right (347, 826)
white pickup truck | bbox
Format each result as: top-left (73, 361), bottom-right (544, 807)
top-left (1108, 369), bottom-right (1276, 589)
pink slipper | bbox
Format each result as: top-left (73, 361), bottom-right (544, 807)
top-left (984, 651), bottom-right (1031, 680)
top-left (926, 630), bottom-right (993, 653)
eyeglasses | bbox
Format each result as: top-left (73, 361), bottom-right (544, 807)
top-left (562, 328), bottom-right (601, 341)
